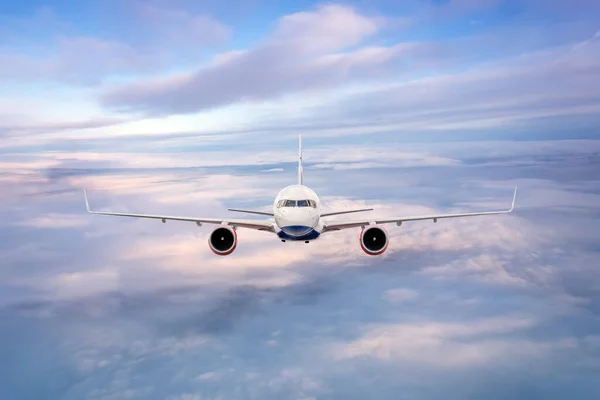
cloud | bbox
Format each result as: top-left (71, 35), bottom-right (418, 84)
top-left (261, 168), bottom-right (284, 173)
top-left (0, 36), bottom-right (161, 85)
top-left (56, 36), bottom-right (159, 84)
top-left (306, 40), bottom-right (600, 134)
top-left (271, 4), bottom-right (380, 53)
top-left (0, 6), bottom-right (67, 42)
top-left (421, 254), bottom-right (529, 286)
top-left (98, 12), bottom-right (600, 136)
top-left (50, 269), bottom-right (120, 300)
top-left (333, 315), bottom-right (577, 367)
top-left (1, 142), bottom-right (464, 174)
top-left (0, 3), bottom-right (230, 86)
top-left (2, 122), bottom-right (600, 398)
top-left (383, 288), bottom-right (418, 303)
top-left (0, 140), bottom-right (534, 305)
top-left (0, 139), bottom-right (564, 306)
top-left (99, 4), bottom-right (408, 115)
top-left (3, 2), bottom-right (599, 144)
top-left (14, 213), bottom-right (90, 229)
top-left (2, 1), bottom-right (600, 397)
top-left (0, 116), bottom-right (132, 138)
top-left (132, 2), bottom-right (231, 47)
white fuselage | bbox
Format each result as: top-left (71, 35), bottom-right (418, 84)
top-left (273, 184), bottom-right (323, 241)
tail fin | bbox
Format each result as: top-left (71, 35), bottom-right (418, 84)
top-left (298, 134), bottom-right (303, 185)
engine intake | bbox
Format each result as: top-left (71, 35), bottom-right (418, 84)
top-left (209, 226), bottom-right (237, 256)
top-left (360, 225), bottom-right (389, 255)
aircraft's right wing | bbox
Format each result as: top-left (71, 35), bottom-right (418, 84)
top-left (84, 189), bottom-right (276, 232)
top-left (227, 208), bottom-right (274, 216)
top-left (322, 187), bottom-right (517, 233)
top-left (320, 208), bottom-right (374, 217)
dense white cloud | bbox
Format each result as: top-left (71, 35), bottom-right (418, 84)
top-left (0, 142), bottom-right (464, 176)
top-left (271, 4), bottom-right (380, 53)
top-left (2, 138), bottom-right (600, 398)
top-left (2, 139), bottom-right (592, 304)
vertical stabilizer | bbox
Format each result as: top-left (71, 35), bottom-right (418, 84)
top-left (298, 134), bottom-right (303, 185)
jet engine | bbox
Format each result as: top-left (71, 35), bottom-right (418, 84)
top-left (208, 225), bottom-right (237, 255)
top-left (360, 225), bottom-right (389, 255)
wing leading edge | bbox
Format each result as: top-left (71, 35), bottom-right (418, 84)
top-left (227, 208), bottom-right (274, 216)
top-left (322, 186), bottom-right (518, 233)
top-left (83, 189), bottom-right (276, 232)
top-left (321, 208), bottom-right (374, 217)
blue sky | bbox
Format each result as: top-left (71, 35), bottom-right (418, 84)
top-left (1, 1), bottom-right (600, 399)
top-left (1, 0), bottom-right (599, 142)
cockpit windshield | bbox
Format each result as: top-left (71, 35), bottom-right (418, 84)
top-left (277, 199), bottom-right (316, 208)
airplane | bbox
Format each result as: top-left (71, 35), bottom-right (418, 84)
top-left (84, 135), bottom-right (517, 256)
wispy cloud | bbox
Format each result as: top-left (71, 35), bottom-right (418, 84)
top-left (0, 116), bottom-right (133, 138)
top-left (383, 288), bottom-right (419, 303)
top-left (333, 315), bottom-right (578, 367)
top-left (98, 5), bottom-right (407, 115)
top-left (2, 2), bottom-right (599, 142)
top-left (0, 3), bottom-right (230, 86)
top-left (132, 2), bottom-right (231, 47)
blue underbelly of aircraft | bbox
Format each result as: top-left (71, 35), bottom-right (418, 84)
top-left (278, 225), bottom-right (321, 241)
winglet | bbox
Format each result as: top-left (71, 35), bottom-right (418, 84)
top-left (508, 186), bottom-right (518, 212)
top-left (83, 188), bottom-right (91, 213)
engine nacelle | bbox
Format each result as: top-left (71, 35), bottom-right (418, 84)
top-left (208, 225), bottom-right (237, 256)
top-left (360, 225), bottom-right (389, 255)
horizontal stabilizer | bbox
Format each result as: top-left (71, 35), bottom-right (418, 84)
top-left (321, 208), bottom-right (374, 217)
top-left (228, 208), bottom-right (274, 216)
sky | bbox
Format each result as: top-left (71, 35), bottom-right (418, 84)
top-left (1, 0), bottom-right (600, 399)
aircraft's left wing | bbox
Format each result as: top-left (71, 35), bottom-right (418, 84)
top-left (84, 189), bottom-right (276, 232)
top-left (322, 187), bottom-right (517, 233)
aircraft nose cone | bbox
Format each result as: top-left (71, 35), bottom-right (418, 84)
top-left (280, 225), bottom-right (313, 237)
